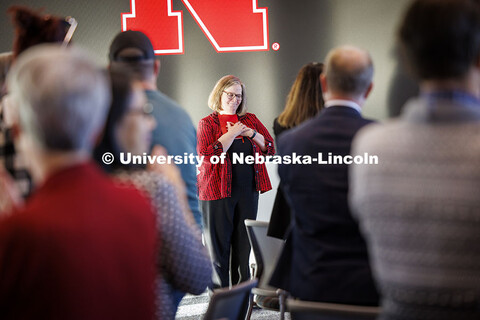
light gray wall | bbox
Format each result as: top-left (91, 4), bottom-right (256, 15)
top-left (0, 0), bottom-right (413, 218)
top-left (0, 0), bottom-right (411, 127)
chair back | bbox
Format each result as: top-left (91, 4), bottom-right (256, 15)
top-left (287, 298), bottom-right (381, 320)
top-left (203, 279), bottom-right (258, 320)
top-left (244, 219), bottom-right (284, 288)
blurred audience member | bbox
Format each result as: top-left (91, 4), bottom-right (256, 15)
top-left (108, 30), bottom-right (202, 228)
top-left (0, 6), bottom-right (76, 199)
top-left (94, 68), bottom-right (211, 319)
top-left (9, 6), bottom-right (74, 59)
top-left (270, 46), bottom-right (379, 306)
top-left (268, 62), bottom-right (324, 240)
top-left (351, 0), bottom-right (480, 319)
top-left (0, 44), bottom-right (157, 319)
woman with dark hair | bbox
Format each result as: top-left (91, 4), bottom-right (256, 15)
top-left (1, 5), bottom-right (76, 199)
top-left (94, 69), bottom-right (212, 320)
top-left (197, 75), bottom-right (275, 289)
top-left (275, 62), bottom-right (324, 132)
top-left (268, 62), bottom-right (324, 239)
top-left (94, 69), bottom-right (154, 173)
top-left (8, 6), bottom-right (73, 59)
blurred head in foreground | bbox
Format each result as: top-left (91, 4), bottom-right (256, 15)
top-left (7, 44), bottom-right (110, 181)
top-left (399, 0), bottom-right (480, 84)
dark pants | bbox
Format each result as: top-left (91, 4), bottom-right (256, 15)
top-left (200, 184), bottom-right (259, 289)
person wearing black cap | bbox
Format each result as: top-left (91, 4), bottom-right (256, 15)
top-left (108, 31), bottom-right (201, 231)
top-left (107, 30), bottom-right (204, 315)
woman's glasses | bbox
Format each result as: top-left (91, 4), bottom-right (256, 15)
top-left (223, 91), bottom-right (242, 101)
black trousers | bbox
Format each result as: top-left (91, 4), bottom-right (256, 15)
top-left (200, 184), bottom-right (259, 289)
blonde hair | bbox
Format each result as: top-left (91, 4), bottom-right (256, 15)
top-left (277, 62), bottom-right (324, 129)
top-left (207, 75), bottom-right (247, 115)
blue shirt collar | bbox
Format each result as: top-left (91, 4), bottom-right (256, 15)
top-left (421, 90), bottom-right (480, 106)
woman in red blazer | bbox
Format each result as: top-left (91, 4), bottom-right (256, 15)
top-left (197, 75), bottom-right (274, 289)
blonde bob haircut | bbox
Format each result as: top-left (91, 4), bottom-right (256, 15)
top-left (208, 75), bottom-right (247, 115)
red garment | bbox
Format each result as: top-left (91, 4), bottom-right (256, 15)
top-left (0, 162), bottom-right (157, 320)
top-left (218, 114), bottom-right (238, 135)
top-left (197, 112), bottom-right (275, 200)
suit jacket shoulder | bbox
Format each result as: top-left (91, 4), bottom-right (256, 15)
top-left (278, 106), bottom-right (374, 156)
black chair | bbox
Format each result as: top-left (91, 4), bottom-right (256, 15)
top-left (286, 298), bottom-right (381, 320)
top-left (203, 279), bottom-right (258, 320)
top-left (244, 219), bottom-right (286, 320)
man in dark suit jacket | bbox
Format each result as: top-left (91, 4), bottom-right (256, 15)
top-left (0, 45), bottom-right (157, 319)
top-left (270, 45), bottom-right (379, 306)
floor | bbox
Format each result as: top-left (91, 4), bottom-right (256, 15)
top-left (176, 292), bottom-right (291, 319)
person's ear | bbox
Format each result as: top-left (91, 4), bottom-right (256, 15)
top-left (11, 123), bottom-right (21, 140)
top-left (320, 74), bottom-right (328, 94)
top-left (364, 82), bottom-right (373, 99)
top-left (153, 60), bottom-right (160, 77)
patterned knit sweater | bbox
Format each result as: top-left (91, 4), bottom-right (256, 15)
top-left (115, 170), bottom-right (212, 320)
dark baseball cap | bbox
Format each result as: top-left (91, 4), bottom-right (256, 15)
top-left (109, 30), bottom-right (155, 62)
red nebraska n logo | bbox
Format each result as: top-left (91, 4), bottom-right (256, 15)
top-left (122, 0), bottom-right (269, 54)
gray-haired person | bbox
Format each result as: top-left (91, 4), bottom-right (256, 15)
top-left (0, 45), bottom-right (157, 319)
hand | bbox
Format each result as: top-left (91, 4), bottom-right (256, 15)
top-left (226, 121), bottom-right (249, 136)
top-left (0, 165), bottom-right (23, 215)
top-left (240, 127), bottom-right (255, 138)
